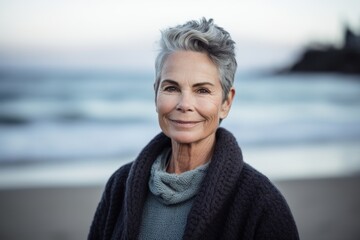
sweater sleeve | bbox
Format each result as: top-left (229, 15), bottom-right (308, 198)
top-left (254, 188), bottom-right (299, 240)
top-left (88, 162), bottom-right (133, 240)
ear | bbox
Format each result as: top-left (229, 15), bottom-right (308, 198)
top-left (219, 88), bottom-right (235, 119)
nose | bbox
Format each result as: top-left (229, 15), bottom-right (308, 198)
top-left (176, 92), bottom-right (194, 112)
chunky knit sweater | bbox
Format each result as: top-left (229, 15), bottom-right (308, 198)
top-left (88, 128), bottom-right (299, 240)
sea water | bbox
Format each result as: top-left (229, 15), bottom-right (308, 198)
top-left (0, 70), bottom-right (359, 183)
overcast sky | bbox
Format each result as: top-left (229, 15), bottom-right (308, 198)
top-left (0, 0), bottom-right (359, 71)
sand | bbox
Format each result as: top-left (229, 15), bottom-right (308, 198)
top-left (275, 175), bottom-right (360, 240)
top-left (0, 174), bottom-right (360, 240)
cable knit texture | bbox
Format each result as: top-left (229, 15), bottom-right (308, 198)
top-left (88, 128), bottom-right (299, 240)
top-left (137, 149), bottom-right (209, 240)
top-left (149, 148), bottom-right (209, 205)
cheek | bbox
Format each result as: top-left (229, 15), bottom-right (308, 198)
top-left (156, 95), bottom-right (176, 114)
top-left (196, 98), bottom-right (222, 119)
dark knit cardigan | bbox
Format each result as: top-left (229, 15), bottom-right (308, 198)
top-left (88, 128), bottom-right (299, 240)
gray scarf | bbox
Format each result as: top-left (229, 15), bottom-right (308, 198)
top-left (149, 149), bottom-right (209, 205)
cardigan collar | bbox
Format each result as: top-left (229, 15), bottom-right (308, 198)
top-left (122, 127), bottom-right (244, 239)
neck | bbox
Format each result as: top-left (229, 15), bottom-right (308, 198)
top-left (167, 135), bottom-right (215, 174)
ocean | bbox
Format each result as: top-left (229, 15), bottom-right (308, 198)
top-left (0, 70), bottom-right (360, 181)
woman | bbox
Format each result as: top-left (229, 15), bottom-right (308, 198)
top-left (89, 18), bottom-right (299, 240)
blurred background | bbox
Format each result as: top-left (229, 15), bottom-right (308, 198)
top-left (0, 0), bottom-right (359, 239)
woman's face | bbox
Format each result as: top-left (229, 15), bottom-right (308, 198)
top-left (156, 51), bottom-right (234, 144)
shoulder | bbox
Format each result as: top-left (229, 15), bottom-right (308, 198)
top-left (236, 163), bottom-right (299, 239)
top-left (238, 163), bottom-right (283, 198)
top-left (98, 161), bottom-right (133, 204)
top-left (235, 163), bottom-right (295, 220)
top-left (237, 163), bottom-right (292, 211)
top-left (111, 161), bottom-right (133, 181)
top-left (97, 162), bottom-right (134, 220)
top-left (88, 162), bottom-right (134, 239)
top-left (105, 162), bottom-right (133, 193)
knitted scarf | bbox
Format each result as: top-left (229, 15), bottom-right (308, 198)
top-left (149, 149), bottom-right (209, 205)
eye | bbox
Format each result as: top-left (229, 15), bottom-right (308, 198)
top-left (163, 86), bottom-right (179, 92)
top-left (197, 88), bottom-right (210, 94)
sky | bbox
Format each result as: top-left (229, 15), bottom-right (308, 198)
top-left (0, 0), bottom-right (359, 72)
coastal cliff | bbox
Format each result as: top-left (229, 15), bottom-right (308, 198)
top-left (280, 25), bottom-right (360, 75)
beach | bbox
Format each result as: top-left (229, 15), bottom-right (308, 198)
top-left (277, 175), bottom-right (360, 240)
top-left (0, 72), bottom-right (359, 239)
top-left (0, 167), bottom-right (359, 240)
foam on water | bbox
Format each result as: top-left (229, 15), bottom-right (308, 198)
top-left (0, 71), bottom-right (359, 181)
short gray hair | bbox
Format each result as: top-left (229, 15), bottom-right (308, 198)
top-left (154, 18), bottom-right (237, 101)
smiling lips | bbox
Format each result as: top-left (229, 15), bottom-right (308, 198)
top-left (170, 119), bottom-right (203, 127)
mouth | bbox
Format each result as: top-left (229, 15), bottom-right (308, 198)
top-left (169, 119), bottom-right (202, 127)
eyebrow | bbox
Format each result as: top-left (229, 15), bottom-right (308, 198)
top-left (160, 79), bottom-right (179, 86)
top-left (193, 82), bottom-right (215, 87)
top-left (160, 79), bottom-right (215, 87)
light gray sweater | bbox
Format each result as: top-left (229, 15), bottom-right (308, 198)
top-left (138, 149), bottom-right (209, 240)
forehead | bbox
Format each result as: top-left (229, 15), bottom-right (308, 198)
top-left (161, 51), bottom-right (220, 83)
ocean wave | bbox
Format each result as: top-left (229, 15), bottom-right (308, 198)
top-left (0, 72), bottom-right (359, 163)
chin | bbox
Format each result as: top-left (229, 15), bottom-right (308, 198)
top-left (165, 131), bottom-right (196, 144)
top-left (172, 136), bottom-right (198, 144)
top-left (164, 128), bottom-right (215, 145)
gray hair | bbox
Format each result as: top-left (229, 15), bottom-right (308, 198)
top-left (154, 18), bottom-right (237, 101)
